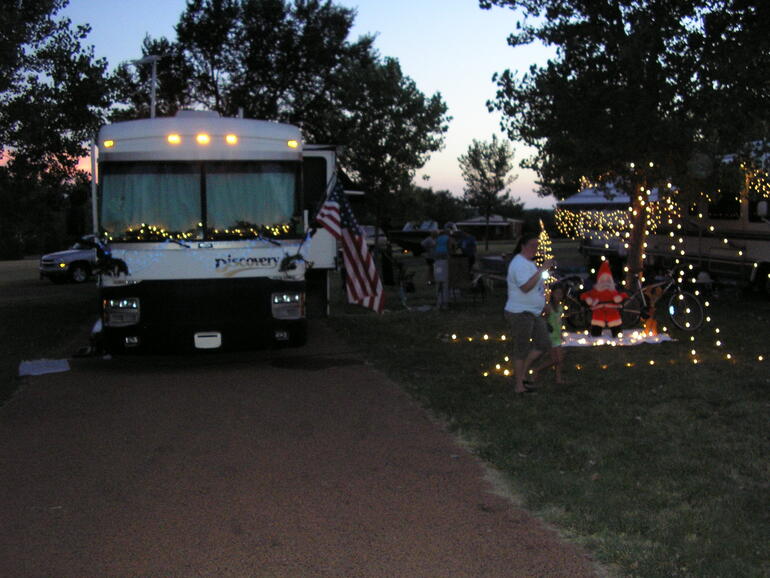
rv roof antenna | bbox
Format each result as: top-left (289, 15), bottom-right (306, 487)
top-left (131, 55), bottom-right (161, 118)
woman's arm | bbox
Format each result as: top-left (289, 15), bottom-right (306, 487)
top-left (519, 259), bottom-right (554, 293)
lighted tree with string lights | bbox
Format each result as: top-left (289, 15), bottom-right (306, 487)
top-left (535, 218), bottom-right (556, 293)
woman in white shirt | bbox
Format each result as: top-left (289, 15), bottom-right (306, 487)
top-left (504, 233), bottom-right (554, 394)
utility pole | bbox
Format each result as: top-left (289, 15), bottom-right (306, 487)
top-left (131, 55), bottom-right (160, 118)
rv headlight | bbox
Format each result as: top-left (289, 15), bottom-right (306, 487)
top-left (103, 297), bottom-right (140, 327)
top-left (271, 291), bottom-right (304, 319)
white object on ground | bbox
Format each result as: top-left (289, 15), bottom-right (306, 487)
top-left (562, 330), bottom-right (674, 347)
top-left (18, 359), bottom-right (71, 376)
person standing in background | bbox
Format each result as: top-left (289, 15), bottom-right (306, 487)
top-left (433, 228), bottom-right (455, 310)
top-left (421, 230), bottom-right (437, 285)
top-left (458, 231), bottom-right (477, 272)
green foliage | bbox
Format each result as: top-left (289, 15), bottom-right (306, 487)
top-left (336, 56), bottom-right (450, 208)
top-left (367, 185), bottom-right (467, 229)
top-left (110, 36), bottom-right (195, 120)
top-left (458, 134), bottom-right (517, 209)
top-left (0, 0), bottom-right (67, 93)
top-left (458, 134), bottom-right (519, 247)
top-left (112, 0), bottom-right (451, 228)
top-left (0, 0), bottom-right (110, 257)
top-left (482, 0), bottom-right (770, 200)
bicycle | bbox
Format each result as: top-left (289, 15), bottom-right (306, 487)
top-left (553, 274), bottom-right (591, 331)
top-left (620, 268), bottom-right (705, 331)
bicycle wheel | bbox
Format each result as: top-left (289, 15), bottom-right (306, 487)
top-left (667, 290), bottom-right (704, 331)
top-left (621, 294), bottom-right (644, 328)
top-left (563, 296), bottom-right (590, 330)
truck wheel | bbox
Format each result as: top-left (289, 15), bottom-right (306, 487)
top-left (70, 263), bottom-right (90, 283)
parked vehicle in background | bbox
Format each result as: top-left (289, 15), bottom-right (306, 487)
top-left (361, 225), bottom-right (388, 248)
top-left (39, 235), bottom-right (97, 284)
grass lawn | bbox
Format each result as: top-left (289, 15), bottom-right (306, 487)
top-left (328, 249), bottom-right (769, 577)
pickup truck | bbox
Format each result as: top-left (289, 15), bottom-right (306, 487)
top-left (39, 235), bottom-right (97, 283)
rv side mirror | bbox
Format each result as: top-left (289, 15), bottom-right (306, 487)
top-left (758, 200), bottom-right (769, 218)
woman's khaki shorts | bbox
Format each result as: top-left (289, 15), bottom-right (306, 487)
top-left (504, 311), bottom-right (551, 360)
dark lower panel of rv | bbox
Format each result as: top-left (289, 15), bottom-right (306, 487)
top-left (99, 277), bottom-right (307, 353)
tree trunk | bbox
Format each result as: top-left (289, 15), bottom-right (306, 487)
top-left (624, 177), bottom-right (647, 289)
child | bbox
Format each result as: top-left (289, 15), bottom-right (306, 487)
top-left (532, 284), bottom-right (567, 384)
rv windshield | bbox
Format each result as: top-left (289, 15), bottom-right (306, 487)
top-left (100, 161), bottom-right (299, 241)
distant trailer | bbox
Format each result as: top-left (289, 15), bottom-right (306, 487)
top-left (558, 186), bottom-right (770, 294)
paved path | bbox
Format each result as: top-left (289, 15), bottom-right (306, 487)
top-left (1, 320), bottom-right (599, 577)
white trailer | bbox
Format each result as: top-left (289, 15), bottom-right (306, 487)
top-left (644, 196), bottom-right (770, 292)
top-left (92, 110), bottom-right (338, 352)
top-left (559, 186), bottom-right (770, 294)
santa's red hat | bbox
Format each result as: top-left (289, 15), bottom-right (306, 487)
top-left (597, 260), bottom-right (613, 282)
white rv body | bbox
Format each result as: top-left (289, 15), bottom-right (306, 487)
top-left (94, 111), bottom-right (338, 351)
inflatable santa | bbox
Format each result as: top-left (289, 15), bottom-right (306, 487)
top-left (580, 261), bottom-right (628, 337)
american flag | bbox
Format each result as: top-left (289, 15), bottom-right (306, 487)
top-left (316, 178), bottom-right (384, 313)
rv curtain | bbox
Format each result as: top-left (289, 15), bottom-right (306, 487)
top-left (101, 166), bottom-right (200, 235)
top-left (206, 172), bottom-right (295, 229)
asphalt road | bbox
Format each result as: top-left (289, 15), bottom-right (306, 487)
top-left (1, 260), bottom-right (599, 577)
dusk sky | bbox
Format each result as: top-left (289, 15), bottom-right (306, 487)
top-left (62, 0), bottom-right (555, 209)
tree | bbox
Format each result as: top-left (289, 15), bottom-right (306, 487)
top-left (112, 0), bottom-right (450, 235)
top-left (458, 134), bottom-right (518, 249)
top-left (482, 0), bottom-right (770, 284)
top-left (110, 36), bottom-right (195, 120)
top-left (336, 55), bottom-right (450, 234)
top-left (381, 185), bottom-right (467, 229)
top-left (0, 0), bottom-right (111, 257)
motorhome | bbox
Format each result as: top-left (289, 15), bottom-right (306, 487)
top-left (92, 110), bottom-right (338, 352)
